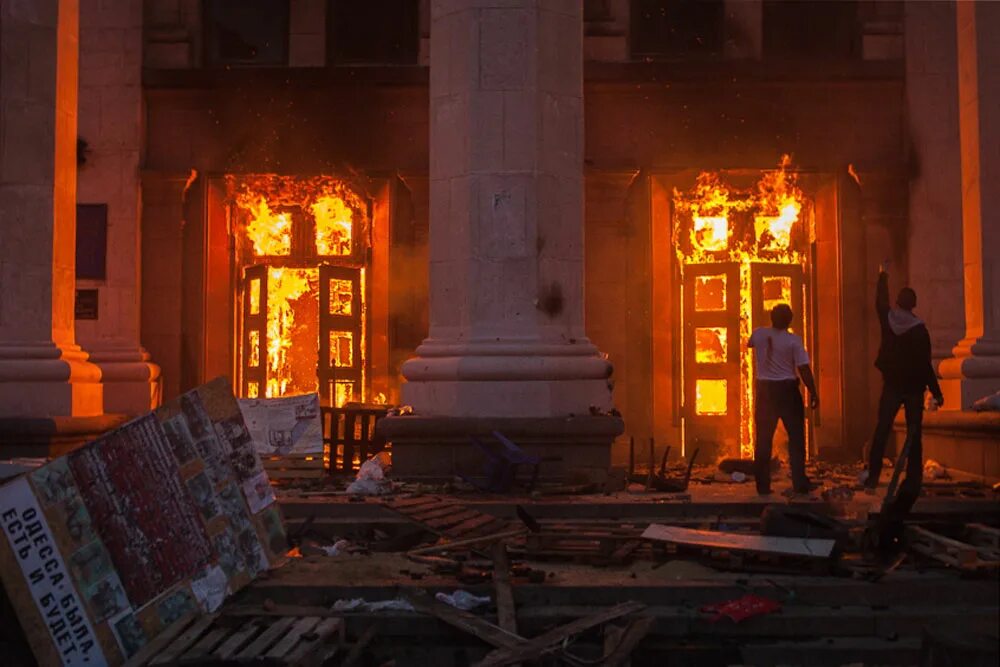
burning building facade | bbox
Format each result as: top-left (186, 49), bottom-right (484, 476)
top-left (1, 1), bottom-right (998, 475)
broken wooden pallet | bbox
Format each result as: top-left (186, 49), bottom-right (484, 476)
top-left (124, 612), bottom-right (343, 666)
top-left (383, 495), bottom-right (513, 540)
top-left (263, 453), bottom-right (328, 482)
top-left (906, 525), bottom-right (1000, 573)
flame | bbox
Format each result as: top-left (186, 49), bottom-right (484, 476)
top-left (312, 195), bottom-right (354, 256)
top-left (266, 268), bottom-right (316, 398)
top-left (230, 175), bottom-right (370, 405)
top-left (243, 196), bottom-right (293, 256)
top-left (674, 156), bottom-right (809, 458)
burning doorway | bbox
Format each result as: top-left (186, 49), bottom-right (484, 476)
top-left (229, 175), bottom-right (370, 406)
top-left (672, 158), bottom-right (814, 458)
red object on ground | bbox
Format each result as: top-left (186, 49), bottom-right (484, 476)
top-left (701, 594), bottom-right (782, 623)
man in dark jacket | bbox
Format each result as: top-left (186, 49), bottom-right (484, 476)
top-left (865, 262), bottom-right (944, 509)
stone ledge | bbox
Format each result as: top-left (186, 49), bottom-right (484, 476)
top-left (892, 410), bottom-right (1000, 482)
top-left (378, 414), bottom-right (624, 480)
top-left (0, 414), bottom-right (129, 458)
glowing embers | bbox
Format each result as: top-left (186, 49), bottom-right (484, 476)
top-left (762, 276), bottom-right (792, 314)
top-left (329, 331), bottom-right (354, 368)
top-left (247, 382), bottom-right (259, 399)
top-left (266, 268), bottom-right (319, 398)
top-left (695, 327), bottom-right (728, 364)
top-left (329, 279), bottom-right (354, 316)
top-left (695, 379), bottom-right (728, 415)
top-left (313, 196), bottom-right (354, 256)
top-left (242, 197), bottom-right (293, 256)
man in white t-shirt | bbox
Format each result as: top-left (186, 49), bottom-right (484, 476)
top-left (747, 304), bottom-right (819, 495)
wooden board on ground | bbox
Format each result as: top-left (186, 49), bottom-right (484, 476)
top-left (128, 613), bottom-right (342, 666)
top-left (641, 524), bottom-right (835, 558)
top-left (906, 525), bottom-right (1000, 572)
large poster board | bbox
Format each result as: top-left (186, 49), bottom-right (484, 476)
top-left (238, 393), bottom-right (323, 456)
top-left (0, 377), bottom-right (287, 666)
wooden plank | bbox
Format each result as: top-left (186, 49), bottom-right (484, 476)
top-left (906, 526), bottom-right (981, 569)
top-left (385, 496), bottom-right (443, 510)
top-left (341, 621), bottom-right (380, 667)
top-left (236, 616), bottom-right (297, 658)
top-left (184, 626), bottom-right (234, 658)
top-left (602, 615), bottom-right (655, 667)
top-left (427, 509), bottom-right (482, 530)
top-left (641, 524), bottom-right (835, 558)
top-left (265, 616), bottom-right (322, 659)
top-left (405, 594), bottom-right (521, 649)
top-left (214, 620), bottom-right (265, 659)
top-left (410, 505), bottom-right (466, 522)
top-left (492, 542), bottom-right (517, 636)
top-left (448, 514), bottom-right (502, 536)
top-left (283, 617), bottom-right (342, 665)
top-left (149, 614), bottom-right (219, 665)
top-left (123, 612), bottom-right (200, 667)
top-left (222, 603), bottom-right (339, 618)
top-left (476, 602), bottom-right (646, 667)
top-left (967, 523), bottom-right (1000, 550)
top-left (408, 529), bottom-right (528, 556)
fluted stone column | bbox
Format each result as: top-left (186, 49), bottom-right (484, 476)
top-left (0, 0), bottom-right (104, 420)
top-left (75, 0), bottom-right (160, 415)
top-left (939, 0), bottom-right (1000, 408)
top-left (384, 0), bottom-right (621, 476)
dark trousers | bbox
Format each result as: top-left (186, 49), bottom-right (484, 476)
top-left (754, 379), bottom-right (808, 493)
top-left (867, 382), bottom-right (924, 517)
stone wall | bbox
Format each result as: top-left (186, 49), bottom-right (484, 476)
top-left (141, 68), bottom-right (908, 461)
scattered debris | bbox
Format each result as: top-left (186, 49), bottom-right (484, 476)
top-left (924, 458), bottom-right (949, 480)
top-left (435, 590), bottom-right (492, 610)
top-left (346, 452), bottom-right (392, 495)
top-left (701, 594), bottom-right (782, 623)
top-left (332, 598), bottom-right (416, 613)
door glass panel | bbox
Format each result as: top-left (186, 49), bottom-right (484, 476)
top-left (694, 274), bottom-right (727, 311)
top-left (695, 327), bottom-right (727, 363)
top-left (762, 276), bottom-right (792, 313)
top-left (328, 279), bottom-right (354, 315)
top-left (693, 216), bottom-right (729, 251)
top-left (329, 331), bottom-right (354, 368)
top-left (248, 278), bottom-right (261, 314)
top-left (695, 379), bottom-right (728, 415)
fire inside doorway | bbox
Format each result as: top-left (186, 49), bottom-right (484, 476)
top-left (673, 158), bottom-right (815, 459)
top-left (229, 175), bottom-right (370, 407)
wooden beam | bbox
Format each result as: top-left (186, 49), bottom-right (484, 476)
top-left (602, 615), bottom-right (655, 667)
top-left (492, 542), bottom-right (517, 636)
top-left (407, 529), bottom-right (528, 556)
top-left (475, 601), bottom-right (645, 667)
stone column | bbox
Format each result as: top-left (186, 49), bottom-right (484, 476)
top-left (0, 0), bottom-right (104, 419)
top-left (384, 0), bottom-right (621, 476)
top-left (939, 0), bottom-right (1000, 409)
top-left (75, 0), bottom-right (160, 415)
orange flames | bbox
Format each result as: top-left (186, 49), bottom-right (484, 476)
top-left (674, 156), bottom-right (810, 457)
top-left (230, 175), bottom-right (368, 404)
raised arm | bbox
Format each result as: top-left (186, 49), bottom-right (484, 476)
top-left (876, 268), bottom-right (890, 319)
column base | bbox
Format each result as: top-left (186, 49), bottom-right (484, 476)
top-left (377, 414), bottom-right (624, 481)
top-left (938, 337), bottom-right (1000, 409)
top-left (86, 346), bottom-right (162, 415)
top-left (0, 342), bottom-right (103, 417)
